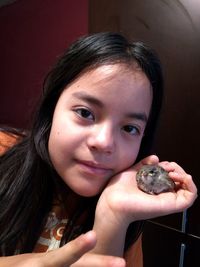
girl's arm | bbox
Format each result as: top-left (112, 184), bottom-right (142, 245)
top-left (0, 231), bottom-right (125, 267)
top-left (81, 155), bottom-right (197, 266)
top-left (0, 231), bottom-right (96, 267)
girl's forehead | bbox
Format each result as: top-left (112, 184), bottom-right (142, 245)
top-left (82, 63), bottom-right (141, 81)
top-left (66, 63), bottom-right (150, 93)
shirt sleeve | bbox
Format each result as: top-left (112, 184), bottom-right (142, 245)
top-left (124, 234), bottom-right (143, 267)
top-left (0, 131), bottom-right (19, 155)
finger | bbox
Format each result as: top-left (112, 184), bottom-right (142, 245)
top-left (159, 161), bottom-right (186, 175)
top-left (169, 172), bottom-right (198, 210)
top-left (170, 173), bottom-right (197, 195)
top-left (158, 161), bottom-right (170, 169)
top-left (135, 155), bottom-right (159, 170)
top-left (47, 231), bottom-right (97, 266)
top-left (169, 162), bottom-right (187, 175)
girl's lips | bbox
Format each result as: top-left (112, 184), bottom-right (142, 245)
top-left (76, 160), bottom-right (113, 176)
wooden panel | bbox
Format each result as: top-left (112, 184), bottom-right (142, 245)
top-left (89, 1), bottom-right (200, 265)
top-left (89, 0), bottom-right (200, 235)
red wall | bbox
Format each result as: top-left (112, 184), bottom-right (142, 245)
top-left (0, 0), bottom-right (88, 128)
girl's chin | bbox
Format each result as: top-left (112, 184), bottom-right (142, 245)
top-left (74, 188), bottom-right (102, 197)
top-left (69, 182), bottom-right (105, 197)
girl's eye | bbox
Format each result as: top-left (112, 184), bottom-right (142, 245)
top-left (75, 108), bottom-right (94, 121)
top-left (123, 125), bottom-right (140, 136)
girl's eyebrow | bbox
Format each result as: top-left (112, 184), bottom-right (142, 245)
top-left (125, 112), bottom-right (148, 123)
top-left (72, 91), bottom-right (148, 123)
top-left (72, 91), bottom-right (104, 108)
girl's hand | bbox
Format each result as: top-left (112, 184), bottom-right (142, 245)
top-left (0, 231), bottom-right (125, 267)
top-left (0, 230), bottom-right (125, 267)
top-left (95, 155), bottom-right (197, 227)
top-left (0, 231), bottom-right (120, 267)
top-left (0, 231), bottom-right (96, 267)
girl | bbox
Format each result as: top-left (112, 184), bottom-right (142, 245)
top-left (0, 32), bottom-right (197, 267)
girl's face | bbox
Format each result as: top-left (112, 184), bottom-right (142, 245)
top-left (48, 64), bottom-right (152, 197)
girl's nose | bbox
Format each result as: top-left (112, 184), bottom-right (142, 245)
top-left (87, 124), bottom-right (115, 154)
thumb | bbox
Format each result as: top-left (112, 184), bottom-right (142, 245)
top-left (134, 155), bottom-right (159, 171)
top-left (46, 231), bottom-right (97, 267)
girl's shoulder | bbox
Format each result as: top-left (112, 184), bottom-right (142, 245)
top-left (0, 130), bottom-right (21, 155)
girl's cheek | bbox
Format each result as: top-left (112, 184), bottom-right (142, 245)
top-left (119, 150), bottom-right (139, 170)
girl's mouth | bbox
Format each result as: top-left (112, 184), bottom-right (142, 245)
top-left (76, 159), bottom-right (113, 176)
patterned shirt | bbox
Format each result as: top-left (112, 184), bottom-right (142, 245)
top-left (33, 203), bottom-right (82, 252)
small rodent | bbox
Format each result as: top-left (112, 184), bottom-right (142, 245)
top-left (136, 165), bottom-right (175, 195)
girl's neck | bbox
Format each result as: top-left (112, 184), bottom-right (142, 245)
top-left (53, 175), bottom-right (97, 219)
top-left (55, 187), bottom-right (82, 217)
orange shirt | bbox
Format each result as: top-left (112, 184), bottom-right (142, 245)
top-left (0, 130), bottom-right (20, 155)
top-left (33, 203), bottom-right (68, 252)
top-left (0, 130), bottom-right (143, 266)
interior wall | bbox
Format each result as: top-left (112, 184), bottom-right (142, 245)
top-left (89, 0), bottom-right (200, 266)
top-left (0, 0), bottom-right (88, 128)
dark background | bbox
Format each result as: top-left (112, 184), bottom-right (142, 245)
top-left (1, 1), bottom-right (199, 266)
top-left (0, 0), bottom-right (88, 127)
top-left (89, 1), bottom-right (200, 266)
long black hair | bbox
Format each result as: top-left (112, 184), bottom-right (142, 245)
top-left (0, 32), bottom-right (163, 255)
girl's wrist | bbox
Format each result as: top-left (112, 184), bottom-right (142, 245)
top-left (95, 198), bottom-right (131, 230)
top-left (92, 206), bottom-right (131, 256)
top-left (92, 218), bottom-right (128, 256)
